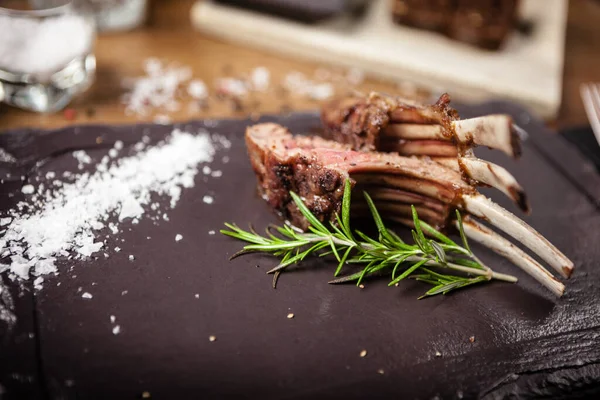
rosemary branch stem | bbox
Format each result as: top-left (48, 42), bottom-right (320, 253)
top-left (424, 259), bottom-right (518, 282)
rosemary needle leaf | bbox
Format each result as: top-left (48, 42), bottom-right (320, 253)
top-left (341, 179), bottom-right (354, 240)
top-left (335, 247), bottom-right (354, 277)
top-left (419, 220), bottom-right (455, 246)
top-left (455, 210), bottom-right (472, 255)
top-left (223, 184), bottom-right (515, 299)
top-left (411, 205), bottom-right (431, 252)
top-left (389, 259), bottom-right (428, 286)
top-left (290, 191), bottom-right (329, 234)
top-left (430, 241), bottom-right (446, 264)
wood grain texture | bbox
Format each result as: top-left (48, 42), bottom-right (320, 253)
top-left (0, 0), bottom-right (599, 131)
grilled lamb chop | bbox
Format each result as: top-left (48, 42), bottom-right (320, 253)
top-left (321, 92), bottom-right (529, 212)
top-left (246, 123), bottom-right (573, 296)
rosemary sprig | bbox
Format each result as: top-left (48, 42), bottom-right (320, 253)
top-left (221, 180), bottom-right (517, 298)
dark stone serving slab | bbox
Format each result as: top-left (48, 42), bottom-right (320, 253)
top-left (1, 102), bottom-right (599, 399)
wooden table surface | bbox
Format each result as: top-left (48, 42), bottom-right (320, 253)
top-left (1, 0), bottom-right (599, 131)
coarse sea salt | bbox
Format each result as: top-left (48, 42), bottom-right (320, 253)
top-left (0, 14), bottom-right (94, 77)
top-left (122, 58), bottom-right (192, 118)
top-left (283, 71), bottom-right (334, 100)
top-left (0, 129), bottom-right (229, 285)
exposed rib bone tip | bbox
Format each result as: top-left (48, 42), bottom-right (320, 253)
top-left (460, 217), bottom-right (565, 297)
top-left (463, 194), bottom-right (574, 279)
top-left (512, 123), bottom-right (529, 141)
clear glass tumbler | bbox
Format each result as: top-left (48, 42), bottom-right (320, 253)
top-left (0, 0), bottom-right (97, 112)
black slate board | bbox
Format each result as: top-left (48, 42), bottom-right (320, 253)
top-left (1, 103), bottom-right (600, 399)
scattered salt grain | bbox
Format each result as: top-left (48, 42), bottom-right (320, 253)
top-left (33, 276), bottom-right (44, 290)
top-left (194, 293), bottom-right (199, 299)
top-left (209, 335), bottom-right (216, 342)
top-left (115, 247), bottom-right (121, 253)
top-left (108, 149), bottom-right (118, 158)
top-left (122, 59), bottom-right (192, 118)
top-left (208, 230), bottom-right (215, 235)
top-left (72, 150), bottom-right (91, 165)
top-left (82, 292), bottom-right (92, 299)
top-left (114, 140), bottom-right (124, 150)
top-left (45, 172), bottom-right (56, 180)
top-left (21, 185), bottom-right (34, 195)
top-left (0, 129), bottom-right (225, 282)
top-left (287, 313), bottom-right (294, 319)
top-left (110, 315), bottom-right (116, 323)
top-left (141, 391), bottom-right (151, 399)
top-left (128, 255), bottom-right (135, 261)
top-left (377, 369), bottom-right (385, 375)
top-left (346, 68), bottom-right (365, 86)
top-left (121, 290), bottom-right (128, 296)
top-left (153, 115), bottom-right (171, 125)
top-left (112, 325), bottom-right (121, 335)
top-left (210, 170), bottom-right (222, 178)
top-left (283, 71), bottom-right (334, 100)
top-left (250, 67), bottom-right (270, 91)
top-left (187, 80), bottom-right (208, 100)
top-left (435, 351), bottom-right (442, 357)
top-left (202, 166), bottom-right (211, 175)
top-left (215, 77), bottom-right (248, 97)
top-left (175, 234), bottom-right (183, 242)
top-left (203, 195), bottom-right (213, 204)
top-left (360, 350), bottom-right (367, 358)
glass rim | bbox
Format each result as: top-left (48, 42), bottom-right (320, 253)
top-left (0, 1), bottom-right (74, 18)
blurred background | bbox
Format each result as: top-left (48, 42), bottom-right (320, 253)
top-left (0, 0), bottom-right (598, 136)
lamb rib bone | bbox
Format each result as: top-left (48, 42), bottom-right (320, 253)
top-left (379, 210), bottom-right (563, 296)
top-left (459, 217), bottom-right (565, 296)
top-left (245, 123), bottom-right (573, 295)
top-left (321, 93), bottom-right (526, 211)
top-left (463, 194), bottom-right (573, 278)
top-left (384, 114), bottom-right (521, 158)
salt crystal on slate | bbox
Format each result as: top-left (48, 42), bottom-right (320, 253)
top-left (208, 230), bottom-right (215, 235)
top-left (33, 276), bottom-right (44, 290)
top-left (175, 234), bottom-right (183, 242)
top-left (128, 255), bottom-right (135, 261)
top-left (72, 150), bottom-right (91, 166)
top-left (21, 185), bottom-right (34, 195)
top-left (110, 315), bottom-right (116, 323)
top-left (203, 195), bottom-right (213, 204)
top-left (112, 325), bottom-right (121, 335)
top-left (82, 292), bottom-right (93, 299)
top-left (0, 129), bottom-right (226, 282)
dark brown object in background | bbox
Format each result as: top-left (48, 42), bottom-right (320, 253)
top-left (214, 0), bottom-right (367, 23)
top-left (392, 0), bottom-right (520, 50)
